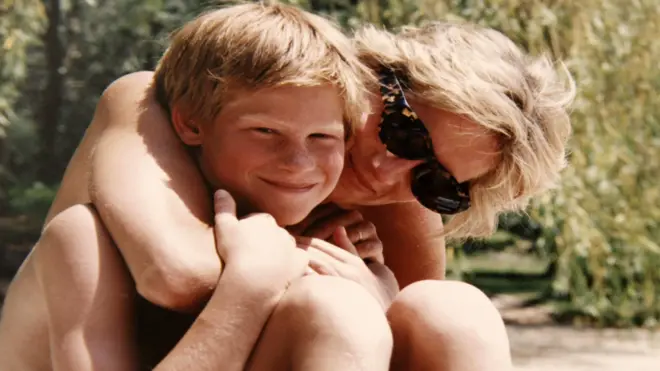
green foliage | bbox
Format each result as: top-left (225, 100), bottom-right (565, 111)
top-left (8, 181), bottom-right (58, 220)
top-left (0, 0), bottom-right (46, 135)
top-left (530, 0), bottom-right (660, 327)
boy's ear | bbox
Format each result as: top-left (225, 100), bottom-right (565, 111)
top-left (171, 105), bottom-right (203, 146)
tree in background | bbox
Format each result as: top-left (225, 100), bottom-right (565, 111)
top-left (0, 0), bottom-right (46, 208)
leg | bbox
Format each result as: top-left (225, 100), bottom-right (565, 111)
top-left (388, 280), bottom-right (512, 371)
top-left (247, 275), bottom-right (393, 371)
top-left (36, 204), bottom-right (138, 370)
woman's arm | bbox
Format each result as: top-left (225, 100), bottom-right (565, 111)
top-left (358, 201), bottom-right (446, 287)
top-left (89, 72), bottom-right (220, 312)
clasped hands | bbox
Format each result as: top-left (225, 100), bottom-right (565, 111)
top-left (214, 190), bottom-right (399, 311)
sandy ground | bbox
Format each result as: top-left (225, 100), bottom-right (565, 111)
top-left (508, 325), bottom-right (660, 371)
top-left (493, 293), bottom-right (660, 371)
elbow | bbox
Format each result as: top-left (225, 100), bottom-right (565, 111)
top-left (136, 259), bottom-right (221, 313)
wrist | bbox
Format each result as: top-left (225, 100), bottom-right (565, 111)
top-left (210, 262), bottom-right (284, 308)
top-left (225, 254), bottom-right (296, 290)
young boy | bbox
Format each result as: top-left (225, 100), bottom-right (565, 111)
top-left (0, 3), bottom-right (396, 370)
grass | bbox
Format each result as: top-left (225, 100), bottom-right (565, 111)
top-left (447, 250), bottom-right (553, 298)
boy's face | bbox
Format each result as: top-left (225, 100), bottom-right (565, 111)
top-left (196, 85), bottom-right (346, 226)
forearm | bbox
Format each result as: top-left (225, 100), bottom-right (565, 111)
top-left (359, 202), bottom-right (446, 287)
top-left (155, 266), bottom-right (282, 371)
top-left (133, 227), bottom-right (221, 312)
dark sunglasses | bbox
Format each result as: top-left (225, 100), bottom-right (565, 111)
top-left (378, 69), bottom-right (471, 215)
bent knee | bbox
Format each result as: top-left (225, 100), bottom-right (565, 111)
top-left (41, 204), bottom-right (110, 248)
top-left (391, 280), bottom-right (500, 319)
top-left (276, 275), bottom-right (392, 342)
top-left (35, 204), bottom-right (123, 290)
top-left (389, 280), bottom-right (507, 343)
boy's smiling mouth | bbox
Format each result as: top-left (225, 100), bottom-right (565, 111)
top-left (259, 177), bottom-right (317, 192)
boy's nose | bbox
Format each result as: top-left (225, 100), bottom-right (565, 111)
top-left (278, 144), bottom-right (316, 173)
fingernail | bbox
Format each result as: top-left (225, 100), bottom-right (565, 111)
top-left (215, 189), bottom-right (228, 201)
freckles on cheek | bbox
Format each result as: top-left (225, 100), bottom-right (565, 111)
top-left (326, 151), bottom-right (345, 176)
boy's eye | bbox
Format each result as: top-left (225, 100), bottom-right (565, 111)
top-left (309, 133), bottom-right (338, 140)
top-left (253, 127), bottom-right (276, 135)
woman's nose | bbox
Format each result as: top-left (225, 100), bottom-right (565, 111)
top-left (373, 153), bottom-right (424, 184)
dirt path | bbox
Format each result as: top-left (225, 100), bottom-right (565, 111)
top-left (508, 325), bottom-right (660, 371)
top-left (492, 294), bottom-right (660, 370)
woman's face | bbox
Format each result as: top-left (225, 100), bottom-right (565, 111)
top-left (328, 95), bottom-right (501, 209)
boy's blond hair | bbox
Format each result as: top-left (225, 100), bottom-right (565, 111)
top-left (354, 22), bottom-right (575, 239)
top-left (154, 2), bottom-right (374, 135)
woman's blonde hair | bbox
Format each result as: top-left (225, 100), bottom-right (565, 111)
top-left (154, 2), bottom-right (374, 135)
top-left (355, 22), bottom-right (576, 239)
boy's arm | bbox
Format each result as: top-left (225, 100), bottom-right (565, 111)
top-left (90, 72), bottom-right (220, 312)
top-left (156, 189), bottom-right (308, 371)
top-left (358, 201), bottom-right (446, 288)
top-left (154, 266), bottom-right (282, 371)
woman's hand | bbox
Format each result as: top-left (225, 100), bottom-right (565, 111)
top-left (297, 227), bottom-right (398, 310)
top-left (289, 204), bottom-right (384, 264)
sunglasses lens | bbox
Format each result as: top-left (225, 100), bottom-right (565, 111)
top-left (411, 163), bottom-right (470, 215)
top-left (379, 114), bottom-right (431, 159)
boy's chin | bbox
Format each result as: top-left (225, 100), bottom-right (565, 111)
top-left (270, 210), bottom-right (311, 227)
top-left (235, 197), bottom-right (311, 225)
top-left (258, 204), bottom-right (315, 227)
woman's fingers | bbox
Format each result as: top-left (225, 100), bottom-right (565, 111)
top-left (304, 209), bottom-right (363, 240)
top-left (356, 239), bottom-right (385, 265)
top-left (342, 221), bottom-right (384, 263)
top-left (343, 220), bottom-right (376, 244)
top-left (333, 226), bottom-right (359, 256)
top-left (287, 203), bottom-right (342, 236)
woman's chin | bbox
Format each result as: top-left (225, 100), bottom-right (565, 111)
top-left (330, 180), bottom-right (416, 207)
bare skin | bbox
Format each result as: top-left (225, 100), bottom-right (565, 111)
top-left (0, 71), bottom-right (512, 370)
top-left (40, 71), bottom-right (450, 309)
top-left (0, 205), bottom-right (137, 371)
top-left (0, 75), bottom-right (397, 370)
top-left (0, 192), bottom-right (393, 371)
